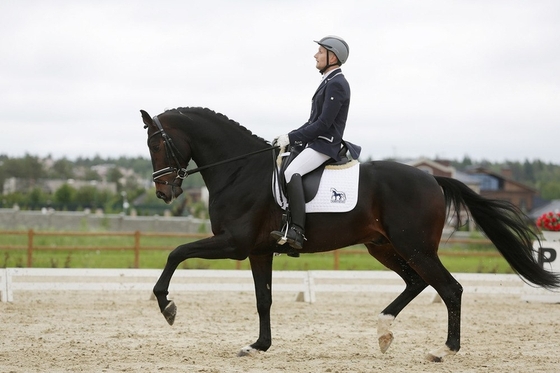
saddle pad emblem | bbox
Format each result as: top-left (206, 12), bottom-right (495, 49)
top-left (331, 188), bottom-right (346, 203)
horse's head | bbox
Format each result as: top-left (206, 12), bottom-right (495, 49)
top-left (141, 109), bottom-right (191, 204)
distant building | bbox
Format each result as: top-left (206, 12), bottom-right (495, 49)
top-left (406, 158), bottom-right (455, 177)
top-left (465, 167), bottom-right (536, 213)
top-left (529, 199), bottom-right (560, 220)
top-left (404, 159), bottom-right (537, 213)
top-left (2, 177), bottom-right (117, 195)
top-left (405, 158), bottom-right (480, 193)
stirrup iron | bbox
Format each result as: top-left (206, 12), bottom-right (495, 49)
top-left (276, 223), bottom-right (289, 245)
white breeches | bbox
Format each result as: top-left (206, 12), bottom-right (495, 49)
top-left (285, 147), bottom-right (331, 183)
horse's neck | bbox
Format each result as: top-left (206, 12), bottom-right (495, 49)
top-left (182, 114), bottom-right (270, 190)
top-left (188, 122), bottom-right (263, 166)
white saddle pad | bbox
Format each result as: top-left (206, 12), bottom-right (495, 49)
top-left (273, 160), bottom-right (360, 213)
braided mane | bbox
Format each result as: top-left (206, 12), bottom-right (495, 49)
top-left (165, 107), bottom-right (268, 144)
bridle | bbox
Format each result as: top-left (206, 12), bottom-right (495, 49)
top-left (148, 116), bottom-right (189, 186)
top-left (147, 115), bottom-right (279, 187)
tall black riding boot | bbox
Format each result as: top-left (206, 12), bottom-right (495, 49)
top-left (270, 174), bottom-right (306, 249)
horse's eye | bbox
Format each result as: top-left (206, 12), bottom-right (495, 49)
top-left (148, 139), bottom-right (161, 152)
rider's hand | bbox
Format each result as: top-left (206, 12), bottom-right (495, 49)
top-left (273, 134), bottom-right (290, 148)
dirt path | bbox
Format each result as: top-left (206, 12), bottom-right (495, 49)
top-left (1, 289), bottom-right (559, 372)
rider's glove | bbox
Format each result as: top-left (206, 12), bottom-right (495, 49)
top-left (273, 134), bottom-right (290, 148)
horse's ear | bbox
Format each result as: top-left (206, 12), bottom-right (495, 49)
top-left (140, 110), bottom-right (153, 129)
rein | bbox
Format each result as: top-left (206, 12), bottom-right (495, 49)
top-left (185, 145), bottom-right (280, 176)
top-left (150, 115), bottom-right (279, 185)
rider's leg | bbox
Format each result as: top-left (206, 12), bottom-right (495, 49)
top-left (283, 174), bottom-right (305, 249)
top-left (283, 147), bottom-right (331, 184)
top-left (271, 148), bottom-right (330, 249)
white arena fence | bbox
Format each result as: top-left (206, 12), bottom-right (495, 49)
top-left (2, 268), bottom-right (557, 304)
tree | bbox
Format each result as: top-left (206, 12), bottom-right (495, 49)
top-left (523, 159), bottom-right (535, 183)
top-left (540, 182), bottom-right (560, 200)
top-left (1, 191), bottom-right (25, 208)
top-left (54, 184), bottom-right (76, 209)
top-left (2, 154), bottom-right (45, 179)
top-left (83, 168), bottom-right (102, 181)
top-left (28, 187), bottom-right (48, 209)
top-left (74, 186), bottom-right (99, 209)
top-left (107, 167), bottom-right (123, 184)
top-left (50, 158), bottom-right (75, 179)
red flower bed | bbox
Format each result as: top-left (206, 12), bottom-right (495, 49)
top-left (536, 212), bottom-right (560, 231)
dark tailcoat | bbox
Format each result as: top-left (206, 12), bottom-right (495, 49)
top-left (288, 68), bottom-right (360, 161)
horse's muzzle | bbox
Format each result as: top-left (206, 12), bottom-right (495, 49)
top-left (156, 185), bottom-right (183, 204)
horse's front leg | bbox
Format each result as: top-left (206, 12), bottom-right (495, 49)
top-left (153, 234), bottom-right (245, 325)
top-left (238, 252), bottom-right (274, 356)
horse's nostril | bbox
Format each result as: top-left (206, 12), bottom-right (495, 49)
top-left (156, 191), bottom-right (166, 200)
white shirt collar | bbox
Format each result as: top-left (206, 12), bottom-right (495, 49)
top-left (321, 68), bottom-right (341, 81)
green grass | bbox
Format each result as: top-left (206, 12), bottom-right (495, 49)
top-left (0, 229), bottom-right (516, 273)
top-left (0, 248), bottom-right (513, 273)
top-left (439, 255), bottom-right (513, 274)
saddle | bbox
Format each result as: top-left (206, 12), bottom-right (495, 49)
top-left (276, 145), bottom-right (355, 203)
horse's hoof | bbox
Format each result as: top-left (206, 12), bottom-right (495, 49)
top-left (237, 345), bottom-right (259, 357)
top-left (426, 353), bottom-right (444, 362)
top-left (162, 301), bottom-right (177, 326)
top-left (426, 345), bottom-right (456, 362)
top-left (377, 314), bottom-right (395, 353)
top-left (378, 332), bottom-right (394, 353)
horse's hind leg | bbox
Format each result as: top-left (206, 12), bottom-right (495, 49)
top-left (367, 242), bottom-right (463, 361)
top-left (379, 242), bottom-right (462, 361)
top-left (366, 243), bottom-right (429, 353)
top-left (407, 255), bottom-right (463, 362)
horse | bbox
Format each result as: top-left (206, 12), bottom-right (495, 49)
top-left (140, 107), bottom-right (559, 362)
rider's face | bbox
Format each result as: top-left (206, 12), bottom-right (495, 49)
top-left (314, 46), bottom-right (337, 72)
top-left (314, 46), bottom-right (328, 71)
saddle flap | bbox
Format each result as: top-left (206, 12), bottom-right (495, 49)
top-left (302, 166), bottom-right (325, 203)
top-left (276, 146), bottom-right (325, 202)
top-left (273, 147), bottom-right (360, 213)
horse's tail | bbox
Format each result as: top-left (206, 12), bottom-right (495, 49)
top-left (435, 176), bottom-right (560, 289)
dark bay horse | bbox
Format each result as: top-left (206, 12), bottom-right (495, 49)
top-left (141, 107), bottom-right (559, 362)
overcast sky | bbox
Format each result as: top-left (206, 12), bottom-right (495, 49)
top-left (1, 0), bottom-right (559, 163)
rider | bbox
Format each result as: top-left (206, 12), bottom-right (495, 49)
top-left (271, 35), bottom-right (360, 250)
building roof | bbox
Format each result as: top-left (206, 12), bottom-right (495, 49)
top-left (466, 167), bottom-right (537, 193)
top-left (404, 158), bottom-right (456, 176)
top-left (528, 199), bottom-right (560, 219)
top-left (454, 171), bottom-right (481, 185)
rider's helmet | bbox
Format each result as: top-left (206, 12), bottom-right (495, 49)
top-left (314, 35), bottom-right (349, 65)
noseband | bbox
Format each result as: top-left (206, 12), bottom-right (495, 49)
top-left (148, 114), bottom-right (280, 187)
top-left (149, 116), bottom-right (189, 186)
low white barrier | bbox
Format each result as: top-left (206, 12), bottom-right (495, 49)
top-left (0, 268), bottom-right (7, 303)
top-left (306, 271), bottom-right (525, 304)
top-left (0, 268), bottom-right (311, 303)
top-left (521, 240), bottom-right (560, 303)
top-left (0, 268), bottom-right (542, 304)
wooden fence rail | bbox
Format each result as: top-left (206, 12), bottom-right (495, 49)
top-left (0, 229), bottom-right (497, 269)
top-left (0, 229), bottom-right (211, 268)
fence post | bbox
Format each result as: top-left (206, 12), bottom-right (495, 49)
top-left (333, 250), bottom-right (339, 270)
top-left (134, 231), bottom-right (141, 269)
top-left (27, 229), bottom-right (34, 267)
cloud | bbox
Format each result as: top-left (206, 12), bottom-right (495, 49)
top-left (1, 0), bottom-right (559, 162)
